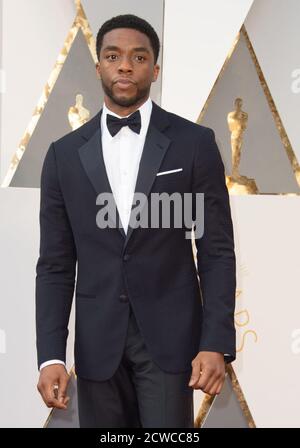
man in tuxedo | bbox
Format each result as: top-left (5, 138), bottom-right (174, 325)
top-left (36, 14), bottom-right (236, 428)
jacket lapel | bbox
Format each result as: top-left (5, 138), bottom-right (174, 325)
top-left (123, 121), bottom-right (171, 250)
top-left (77, 101), bottom-right (172, 249)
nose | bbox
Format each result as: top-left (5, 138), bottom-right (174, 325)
top-left (118, 55), bottom-right (133, 73)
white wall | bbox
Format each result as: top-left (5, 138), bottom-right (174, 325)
top-left (245, 0), bottom-right (300, 163)
top-left (0, 0), bottom-right (76, 183)
top-left (161, 0), bottom-right (254, 120)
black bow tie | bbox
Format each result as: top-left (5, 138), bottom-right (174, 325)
top-left (106, 110), bottom-right (141, 137)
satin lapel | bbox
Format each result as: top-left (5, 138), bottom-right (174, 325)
top-left (77, 117), bottom-right (126, 239)
top-left (123, 122), bottom-right (171, 251)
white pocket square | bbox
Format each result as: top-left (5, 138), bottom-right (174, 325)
top-left (156, 168), bottom-right (183, 176)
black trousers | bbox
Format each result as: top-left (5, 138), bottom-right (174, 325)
top-left (77, 306), bottom-right (194, 428)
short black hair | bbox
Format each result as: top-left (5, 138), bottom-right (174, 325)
top-left (96, 14), bottom-right (160, 64)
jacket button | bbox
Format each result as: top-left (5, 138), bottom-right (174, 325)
top-left (123, 254), bottom-right (130, 261)
top-left (119, 294), bottom-right (128, 302)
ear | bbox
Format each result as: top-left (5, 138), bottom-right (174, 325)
top-left (152, 64), bottom-right (160, 82)
top-left (95, 62), bottom-right (101, 79)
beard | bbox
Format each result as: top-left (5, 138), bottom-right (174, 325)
top-left (100, 77), bottom-right (150, 108)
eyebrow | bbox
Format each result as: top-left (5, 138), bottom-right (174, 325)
top-left (103, 45), bottom-right (150, 54)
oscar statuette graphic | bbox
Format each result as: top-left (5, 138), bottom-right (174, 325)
top-left (226, 98), bottom-right (258, 194)
top-left (68, 93), bottom-right (90, 130)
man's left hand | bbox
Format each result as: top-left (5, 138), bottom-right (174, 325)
top-left (188, 351), bottom-right (226, 395)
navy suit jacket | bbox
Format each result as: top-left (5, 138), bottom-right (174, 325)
top-left (35, 100), bottom-right (236, 381)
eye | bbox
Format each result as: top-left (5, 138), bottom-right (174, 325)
top-left (106, 54), bottom-right (118, 61)
top-left (136, 55), bottom-right (145, 62)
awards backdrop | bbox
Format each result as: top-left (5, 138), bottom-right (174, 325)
top-left (0, 0), bottom-right (299, 427)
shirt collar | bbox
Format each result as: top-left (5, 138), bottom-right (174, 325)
top-left (101, 96), bottom-right (152, 140)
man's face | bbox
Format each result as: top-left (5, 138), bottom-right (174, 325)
top-left (96, 28), bottom-right (160, 108)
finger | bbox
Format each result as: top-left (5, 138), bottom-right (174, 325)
top-left (206, 381), bottom-right (221, 396)
top-left (57, 375), bottom-right (70, 403)
top-left (188, 361), bottom-right (202, 386)
top-left (63, 396), bottom-right (70, 406)
top-left (44, 384), bottom-right (67, 409)
top-left (38, 382), bottom-right (53, 406)
top-left (47, 398), bottom-right (67, 409)
top-left (201, 364), bottom-right (224, 389)
top-left (196, 368), bottom-right (213, 390)
top-left (201, 371), bottom-right (222, 392)
top-left (215, 378), bottom-right (225, 395)
top-left (48, 396), bottom-right (68, 409)
top-left (206, 375), bottom-right (225, 395)
top-left (52, 400), bottom-right (67, 409)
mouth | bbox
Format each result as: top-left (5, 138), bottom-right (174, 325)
top-left (114, 79), bottom-right (135, 89)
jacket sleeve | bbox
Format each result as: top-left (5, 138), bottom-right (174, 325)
top-left (192, 127), bottom-right (236, 363)
top-left (35, 142), bottom-right (77, 369)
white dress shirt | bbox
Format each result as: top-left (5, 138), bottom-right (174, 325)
top-left (101, 96), bottom-right (152, 233)
top-left (39, 97), bottom-right (152, 371)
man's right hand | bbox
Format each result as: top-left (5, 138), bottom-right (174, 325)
top-left (37, 364), bottom-right (71, 410)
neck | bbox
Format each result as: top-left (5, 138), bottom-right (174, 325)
top-left (104, 95), bottom-right (149, 117)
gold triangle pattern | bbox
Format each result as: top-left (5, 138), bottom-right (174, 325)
top-left (1, 0), bottom-right (96, 188)
top-left (196, 25), bottom-right (300, 196)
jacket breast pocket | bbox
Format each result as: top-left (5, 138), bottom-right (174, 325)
top-left (156, 168), bottom-right (183, 177)
top-left (153, 168), bottom-right (186, 194)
